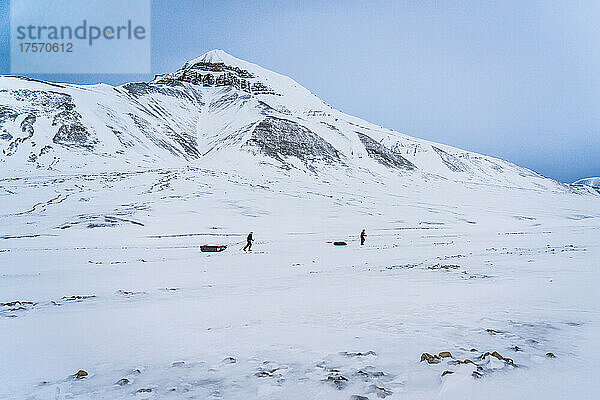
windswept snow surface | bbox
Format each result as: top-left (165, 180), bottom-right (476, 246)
top-left (0, 50), bottom-right (599, 399)
top-left (1, 166), bottom-right (599, 400)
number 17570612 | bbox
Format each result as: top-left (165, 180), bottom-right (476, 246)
top-left (19, 42), bottom-right (73, 52)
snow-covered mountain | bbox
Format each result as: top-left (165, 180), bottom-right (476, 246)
top-left (572, 177), bottom-right (600, 189)
top-left (0, 49), bottom-right (562, 191)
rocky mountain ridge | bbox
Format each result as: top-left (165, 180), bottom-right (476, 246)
top-left (0, 50), bottom-right (571, 193)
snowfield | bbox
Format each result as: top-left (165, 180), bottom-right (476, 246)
top-left (1, 165), bottom-right (598, 399)
top-left (1, 50), bottom-right (599, 399)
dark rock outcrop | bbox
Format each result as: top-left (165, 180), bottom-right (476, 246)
top-left (115, 378), bottom-right (130, 386)
top-left (325, 373), bottom-right (348, 390)
top-left (358, 133), bottom-right (415, 170)
top-left (420, 353), bottom-right (441, 364)
top-left (246, 117), bottom-right (343, 171)
top-left (155, 61), bottom-right (278, 95)
top-left (432, 146), bottom-right (468, 172)
top-left (122, 82), bottom-right (204, 105)
top-left (73, 370), bottom-right (88, 379)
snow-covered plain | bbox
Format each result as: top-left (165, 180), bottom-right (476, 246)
top-left (1, 50), bottom-right (599, 399)
top-left (1, 165), bottom-right (599, 399)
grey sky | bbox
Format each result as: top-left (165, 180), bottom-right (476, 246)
top-left (1, 0), bottom-right (598, 182)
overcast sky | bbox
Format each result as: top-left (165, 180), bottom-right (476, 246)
top-left (1, 0), bottom-right (598, 182)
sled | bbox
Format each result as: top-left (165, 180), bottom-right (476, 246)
top-left (200, 245), bottom-right (228, 252)
top-left (333, 241), bottom-right (347, 246)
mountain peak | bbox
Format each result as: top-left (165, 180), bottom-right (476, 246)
top-left (152, 49), bottom-right (324, 111)
top-left (197, 49), bottom-right (236, 64)
top-left (185, 49), bottom-right (243, 67)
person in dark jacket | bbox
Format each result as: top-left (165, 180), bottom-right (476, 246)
top-left (360, 229), bottom-right (367, 245)
top-left (243, 231), bottom-right (254, 252)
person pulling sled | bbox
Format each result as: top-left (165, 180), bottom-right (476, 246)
top-left (243, 231), bottom-right (254, 252)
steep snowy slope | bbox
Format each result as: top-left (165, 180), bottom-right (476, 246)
top-left (573, 177), bottom-right (600, 188)
top-left (0, 50), bottom-right (562, 191)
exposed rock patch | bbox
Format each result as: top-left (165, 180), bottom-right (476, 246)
top-left (62, 295), bottom-right (95, 302)
top-left (428, 264), bottom-right (460, 270)
top-left (358, 133), bottom-right (416, 170)
top-left (245, 117), bottom-right (343, 171)
top-left (154, 60), bottom-right (278, 95)
top-left (325, 373), bottom-right (349, 390)
top-left (420, 353), bottom-right (441, 364)
top-left (368, 384), bottom-right (393, 398)
top-left (73, 370), bottom-right (88, 379)
top-left (432, 146), bottom-right (468, 172)
top-left (343, 351), bottom-right (377, 358)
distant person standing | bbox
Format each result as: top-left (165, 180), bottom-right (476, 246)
top-left (360, 229), bottom-right (367, 245)
top-left (243, 231), bottom-right (254, 252)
